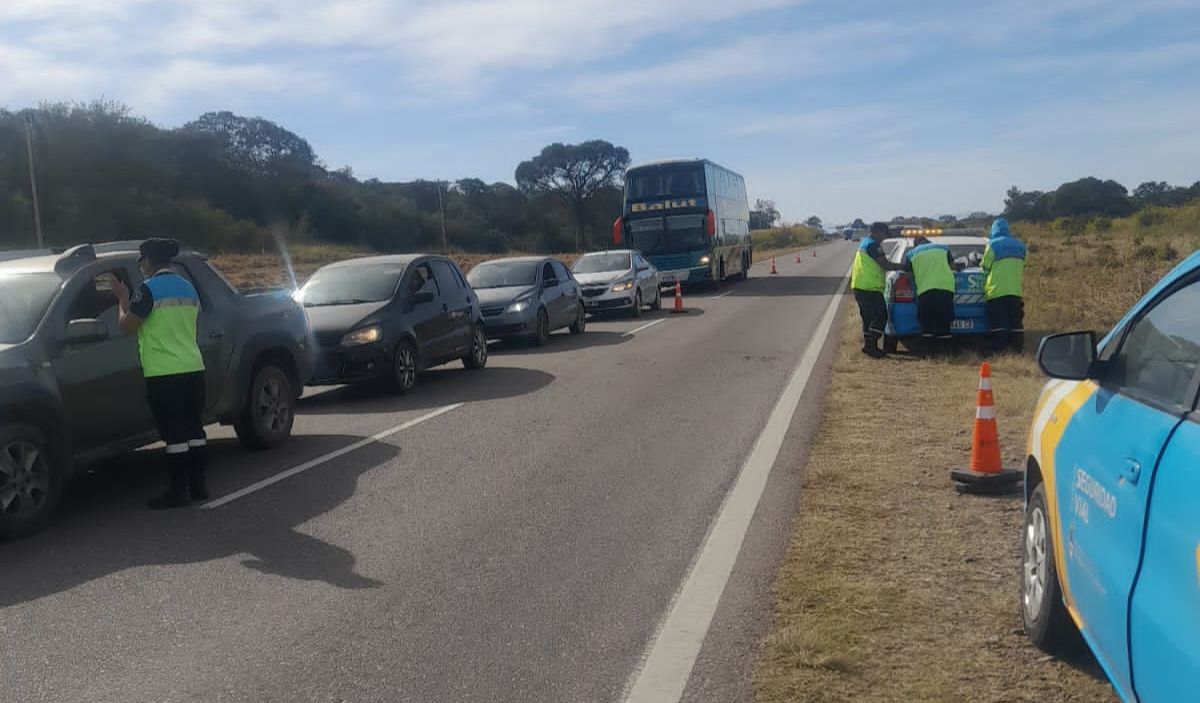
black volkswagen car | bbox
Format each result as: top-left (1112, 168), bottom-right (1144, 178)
top-left (296, 255), bottom-right (488, 393)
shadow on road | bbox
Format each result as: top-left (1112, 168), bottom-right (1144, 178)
top-left (490, 329), bottom-right (630, 356)
top-left (298, 365), bottom-right (555, 414)
top-left (722, 274), bottom-right (847, 298)
top-left (0, 434), bottom-right (398, 608)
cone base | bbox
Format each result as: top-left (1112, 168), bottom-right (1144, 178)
top-left (950, 467), bottom-right (1023, 495)
top-left (669, 308), bottom-right (689, 314)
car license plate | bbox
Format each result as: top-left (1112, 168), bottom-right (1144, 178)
top-left (951, 319), bottom-right (974, 331)
top-left (586, 300), bottom-right (598, 307)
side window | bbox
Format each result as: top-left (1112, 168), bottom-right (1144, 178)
top-left (542, 262), bottom-right (557, 284)
top-left (430, 260), bottom-right (462, 294)
top-left (1111, 278), bottom-right (1200, 409)
top-left (408, 263), bottom-right (439, 299)
top-left (552, 261), bottom-right (572, 282)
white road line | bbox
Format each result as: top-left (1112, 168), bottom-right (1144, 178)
top-left (622, 263), bottom-right (851, 703)
top-left (711, 291), bottom-right (733, 299)
top-left (201, 403), bottom-right (463, 509)
top-left (624, 318), bottom-right (668, 337)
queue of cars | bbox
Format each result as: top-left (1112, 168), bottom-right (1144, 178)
top-left (0, 242), bottom-right (673, 537)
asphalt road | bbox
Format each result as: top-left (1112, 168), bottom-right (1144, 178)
top-left (1, 242), bottom-right (854, 703)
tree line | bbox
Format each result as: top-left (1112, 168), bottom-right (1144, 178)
top-left (1004, 177), bottom-right (1200, 223)
top-left (0, 102), bottom-right (629, 254)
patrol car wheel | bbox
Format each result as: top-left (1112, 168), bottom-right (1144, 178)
top-left (1022, 482), bottom-right (1077, 652)
top-left (235, 365), bottom-right (296, 450)
top-left (0, 423), bottom-right (63, 538)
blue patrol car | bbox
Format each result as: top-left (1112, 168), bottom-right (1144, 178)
top-left (1023, 249), bottom-right (1200, 702)
top-left (881, 230), bottom-right (989, 352)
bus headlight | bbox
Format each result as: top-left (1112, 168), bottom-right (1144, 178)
top-left (698, 255), bottom-right (711, 266)
top-left (611, 280), bottom-right (635, 292)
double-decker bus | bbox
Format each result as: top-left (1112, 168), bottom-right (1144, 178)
top-left (612, 159), bottom-right (752, 287)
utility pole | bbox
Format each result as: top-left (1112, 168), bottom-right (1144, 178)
top-left (436, 180), bottom-right (448, 255)
top-left (23, 112), bottom-right (44, 248)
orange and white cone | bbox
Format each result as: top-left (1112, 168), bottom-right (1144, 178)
top-left (950, 362), bottom-right (1022, 494)
top-left (770, 257), bottom-right (778, 274)
top-left (795, 251), bottom-right (802, 264)
top-left (670, 281), bottom-right (686, 314)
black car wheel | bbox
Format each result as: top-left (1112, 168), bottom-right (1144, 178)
top-left (463, 326), bottom-right (488, 370)
top-left (0, 423), bottom-right (62, 538)
top-left (533, 308), bottom-right (550, 347)
top-left (631, 290), bottom-right (643, 318)
top-left (569, 304), bottom-right (586, 334)
top-left (391, 340), bottom-right (419, 393)
top-left (235, 365), bottom-right (296, 450)
top-left (1022, 482), bottom-right (1078, 652)
top-left (650, 285), bottom-right (662, 310)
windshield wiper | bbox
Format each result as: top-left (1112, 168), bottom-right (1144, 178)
top-left (304, 298), bottom-right (374, 307)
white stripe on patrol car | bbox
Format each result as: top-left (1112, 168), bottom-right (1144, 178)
top-left (1029, 380), bottom-right (1075, 465)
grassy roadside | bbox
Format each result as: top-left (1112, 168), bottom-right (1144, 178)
top-left (755, 205), bottom-right (1198, 702)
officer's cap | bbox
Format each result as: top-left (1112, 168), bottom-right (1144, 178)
top-left (139, 238), bottom-right (180, 263)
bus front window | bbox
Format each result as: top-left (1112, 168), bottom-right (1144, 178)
top-left (627, 166), bottom-right (705, 200)
top-left (666, 214), bottom-right (707, 252)
top-left (628, 218), bottom-right (665, 254)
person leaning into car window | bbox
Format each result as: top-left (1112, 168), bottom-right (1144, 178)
top-left (104, 238), bottom-right (208, 509)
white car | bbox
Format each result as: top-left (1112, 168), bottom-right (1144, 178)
top-left (572, 250), bottom-right (662, 317)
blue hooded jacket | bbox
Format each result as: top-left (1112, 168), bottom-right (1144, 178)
top-left (988, 217), bottom-right (1026, 260)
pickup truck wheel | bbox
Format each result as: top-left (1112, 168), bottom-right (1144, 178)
top-left (0, 423), bottom-right (62, 538)
top-left (1022, 482), bottom-right (1078, 652)
top-left (462, 327), bottom-right (488, 370)
top-left (391, 341), bottom-right (419, 393)
top-left (235, 365), bottom-right (295, 450)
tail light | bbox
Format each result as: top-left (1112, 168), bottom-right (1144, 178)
top-left (892, 274), bottom-right (915, 303)
top-left (705, 209), bottom-right (716, 237)
top-left (612, 217), bottom-right (623, 245)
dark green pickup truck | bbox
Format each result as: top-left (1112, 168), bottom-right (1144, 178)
top-left (0, 242), bottom-right (313, 537)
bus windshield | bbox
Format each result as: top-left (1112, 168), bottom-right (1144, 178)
top-left (626, 215), bottom-right (708, 255)
top-left (626, 165), bottom-right (705, 200)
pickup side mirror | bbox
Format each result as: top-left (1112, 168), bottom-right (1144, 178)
top-left (543, 277), bottom-right (559, 290)
top-left (65, 318), bottom-right (110, 344)
top-left (1037, 331), bottom-right (1097, 380)
top-left (411, 289), bottom-right (435, 305)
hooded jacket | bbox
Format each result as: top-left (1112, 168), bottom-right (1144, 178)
top-left (981, 217), bottom-right (1026, 299)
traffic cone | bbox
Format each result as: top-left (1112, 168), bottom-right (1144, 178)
top-left (770, 257), bottom-right (778, 274)
top-left (812, 248), bottom-right (817, 258)
top-left (795, 251), bottom-right (802, 264)
top-left (951, 362), bottom-right (1022, 494)
top-left (670, 281), bottom-right (687, 314)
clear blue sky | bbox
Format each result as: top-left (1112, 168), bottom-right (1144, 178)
top-left (2, 0), bottom-right (1198, 224)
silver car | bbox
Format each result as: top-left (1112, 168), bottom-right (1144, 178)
top-left (467, 256), bottom-right (586, 346)
top-left (572, 250), bottom-right (662, 318)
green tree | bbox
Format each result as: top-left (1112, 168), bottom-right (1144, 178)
top-left (750, 199), bottom-right (780, 229)
top-left (804, 215), bottom-right (822, 229)
top-left (515, 140), bottom-right (630, 252)
top-left (1049, 177), bottom-right (1133, 218)
top-left (1003, 186), bottom-right (1051, 222)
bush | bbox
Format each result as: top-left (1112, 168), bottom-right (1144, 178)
top-left (1160, 244), bottom-right (1180, 262)
top-left (1139, 208), bottom-right (1168, 228)
top-left (1092, 216), bottom-right (1112, 232)
top-left (1133, 244), bottom-right (1157, 261)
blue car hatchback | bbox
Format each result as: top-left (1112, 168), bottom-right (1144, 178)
top-left (1024, 249), bottom-right (1200, 702)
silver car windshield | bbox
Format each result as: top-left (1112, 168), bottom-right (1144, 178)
top-left (467, 261), bottom-right (539, 289)
top-left (0, 273), bottom-right (62, 344)
top-left (573, 253), bottom-right (631, 274)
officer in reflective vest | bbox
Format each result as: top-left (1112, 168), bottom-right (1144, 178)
top-left (850, 222), bottom-right (904, 358)
top-left (904, 236), bottom-right (957, 353)
top-left (981, 217), bottom-right (1027, 353)
top-left (107, 239), bottom-right (208, 509)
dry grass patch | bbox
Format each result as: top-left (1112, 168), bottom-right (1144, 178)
top-left (757, 207), bottom-right (1199, 702)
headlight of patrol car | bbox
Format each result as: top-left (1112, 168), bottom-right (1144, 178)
top-left (507, 295), bottom-right (533, 313)
top-left (611, 279), bottom-right (635, 292)
top-left (698, 255), bottom-right (711, 265)
top-left (341, 325), bottom-right (382, 346)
